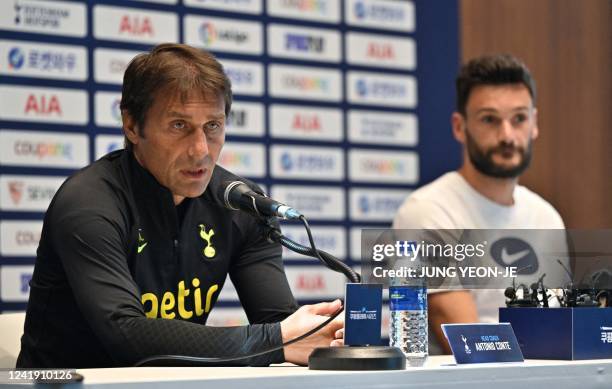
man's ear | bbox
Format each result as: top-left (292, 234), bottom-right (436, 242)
top-left (531, 108), bottom-right (539, 140)
top-left (452, 112), bottom-right (467, 145)
top-left (122, 110), bottom-right (140, 145)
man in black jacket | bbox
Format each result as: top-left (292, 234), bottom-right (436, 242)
top-left (17, 43), bottom-right (343, 368)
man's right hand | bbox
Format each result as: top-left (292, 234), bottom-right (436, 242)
top-left (280, 299), bottom-right (344, 366)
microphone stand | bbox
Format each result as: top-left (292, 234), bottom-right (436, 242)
top-left (262, 217), bottom-right (406, 370)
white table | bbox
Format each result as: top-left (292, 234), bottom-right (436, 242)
top-left (62, 356), bottom-right (612, 389)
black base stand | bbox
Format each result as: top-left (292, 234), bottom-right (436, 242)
top-left (308, 346), bottom-right (406, 370)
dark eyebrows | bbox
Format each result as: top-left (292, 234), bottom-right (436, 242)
top-left (209, 113), bottom-right (226, 121)
top-left (166, 111), bottom-right (192, 119)
top-left (474, 106), bottom-right (531, 115)
top-left (166, 111), bottom-right (226, 120)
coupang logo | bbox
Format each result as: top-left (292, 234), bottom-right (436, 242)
top-left (8, 47), bottom-right (25, 70)
top-left (282, 75), bottom-right (329, 92)
top-left (219, 150), bottom-right (251, 168)
top-left (354, 0), bottom-right (405, 22)
top-left (360, 159), bottom-right (404, 175)
top-left (15, 229), bottom-right (41, 246)
top-left (280, 152), bottom-right (335, 172)
top-left (357, 79), bottom-right (406, 99)
top-left (282, 0), bottom-right (326, 12)
top-left (14, 140), bottom-right (73, 160)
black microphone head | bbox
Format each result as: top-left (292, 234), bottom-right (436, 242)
top-left (219, 181), bottom-right (240, 210)
top-left (504, 287), bottom-right (516, 299)
top-left (530, 283), bottom-right (539, 292)
top-left (220, 180), bottom-right (257, 210)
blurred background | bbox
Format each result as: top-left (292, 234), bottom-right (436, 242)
top-left (0, 0), bottom-right (610, 335)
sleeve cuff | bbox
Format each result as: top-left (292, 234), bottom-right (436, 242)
top-left (247, 322), bottom-right (285, 366)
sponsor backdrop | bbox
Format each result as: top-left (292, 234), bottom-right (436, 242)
top-left (0, 0), bottom-right (460, 331)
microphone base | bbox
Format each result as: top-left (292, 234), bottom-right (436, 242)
top-left (308, 346), bottom-right (406, 370)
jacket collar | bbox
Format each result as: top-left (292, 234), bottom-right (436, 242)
top-left (122, 150), bottom-right (180, 236)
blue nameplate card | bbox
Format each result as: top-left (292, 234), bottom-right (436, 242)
top-left (344, 283), bottom-right (382, 346)
top-left (442, 323), bottom-right (524, 364)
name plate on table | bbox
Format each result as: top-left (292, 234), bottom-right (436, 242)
top-left (344, 283), bottom-right (382, 346)
top-left (442, 323), bottom-right (524, 364)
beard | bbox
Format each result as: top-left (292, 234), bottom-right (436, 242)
top-left (465, 129), bottom-right (533, 178)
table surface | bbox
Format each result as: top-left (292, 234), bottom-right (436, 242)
top-left (66, 356), bottom-right (612, 389)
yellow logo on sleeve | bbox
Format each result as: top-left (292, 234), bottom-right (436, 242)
top-left (137, 230), bottom-right (147, 254)
top-left (198, 224), bottom-right (216, 258)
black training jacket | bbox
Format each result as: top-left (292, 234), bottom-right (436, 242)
top-left (17, 149), bottom-right (298, 368)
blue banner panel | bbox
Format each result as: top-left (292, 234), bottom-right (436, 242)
top-left (0, 0), bottom-right (459, 315)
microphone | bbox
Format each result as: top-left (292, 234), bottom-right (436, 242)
top-left (530, 283), bottom-right (540, 305)
top-left (221, 181), bottom-right (302, 220)
top-left (504, 287), bottom-right (516, 300)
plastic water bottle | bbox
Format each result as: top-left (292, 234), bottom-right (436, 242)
top-left (389, 279), bottom-right (428, 367)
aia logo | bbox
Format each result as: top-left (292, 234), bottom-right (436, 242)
top-left (296, 274), bottom-right (325, 291)
top-left (8, 47), bottom-right (25, 70)
top-left (24, 94), bottom-right (62, 116)
top-left (199, 22), bottom-right (217, 45)
top-left (119, 15), bottom-right (153, 36)
top-left (8, 181), bottom-right (24, 205)
top-left (292, 114), bottom-right (321, 132)
top-left (367, 43), bottom-right (394, 59)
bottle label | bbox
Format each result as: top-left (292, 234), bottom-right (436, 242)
top-left (389, 286), bottom-right (427, 311)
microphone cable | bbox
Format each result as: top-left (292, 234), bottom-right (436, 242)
top-left (267, 216), bottom-right (360, 283)
top-left (134, 305), bottom-right (343, 367)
